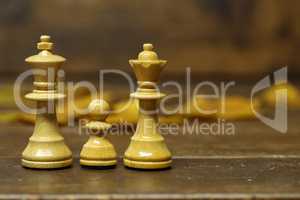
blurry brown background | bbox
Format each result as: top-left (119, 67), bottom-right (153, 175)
top-left (0, 0), bottom-right (299, 82)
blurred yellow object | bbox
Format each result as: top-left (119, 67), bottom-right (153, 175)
top-left (0, 85), bottom-right (15, 107)
top-left (159, 114), bottom-right (184, 124)
top-left (106, 98), bottom-right (184, 124)
top-left (109, 96), bottom-right (259, 124)
top-left (216, 96), bottom-right (260, 120)
top-left (106, 99), bottom-right (139, 124)
top-left (182, 97), bottom-right (217, 119)
top-left (0, 112), bottom-right (20, 123)
top-left (20, 92), bottom-right (111, 125)
top-left (8, 86), bottom-right (112, 125)
top-left (18, 112), bottom-right (35, 124)
top-left (0, 85), bottom-right (35, 124)
top-left (0, 85), bottom-right (33, 109)
top-left (183, 96), bottom-right (260, 121)
top-left (56, 94), bottom-right (94, 125)
top-left (260, 83), bottom-right (300, 108)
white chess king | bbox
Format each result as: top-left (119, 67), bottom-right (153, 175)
top-left (21, 35), bottom-right (72, 169)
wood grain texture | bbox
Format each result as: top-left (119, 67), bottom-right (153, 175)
top-left (0, 109), bottom-right (300, 199)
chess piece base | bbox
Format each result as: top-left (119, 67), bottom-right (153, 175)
top-left (80, 159), bottom-right (117, 167)
top-left (79, 136), bottom-right (117, 167)
top-left (123, 158), bottom-right (171, 169)
top-left (22, 158), bottom-right (72, 169)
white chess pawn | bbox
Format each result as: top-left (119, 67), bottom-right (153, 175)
top-left (80, 99), bottom-right (117, 167)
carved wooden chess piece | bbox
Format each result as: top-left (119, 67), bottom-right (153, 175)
top-left (124, 43), bottom-right (172, 169)
top-left (80, 99), bottom-right (117, 167)
top-left (22, 35), bottom-right (72, 169)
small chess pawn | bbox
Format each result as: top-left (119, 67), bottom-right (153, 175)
top-left (80, 99), bottom-right (117, 167)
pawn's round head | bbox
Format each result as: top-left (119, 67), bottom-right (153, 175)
top-left (88, 99), bottom-right (111, 121)
top-left (138, 43), bottom-right (158, 61)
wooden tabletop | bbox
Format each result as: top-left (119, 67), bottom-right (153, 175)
top-left (0, 110), bottom-right (300, 199)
